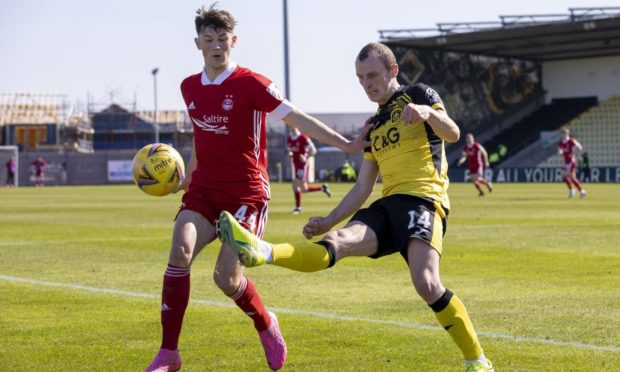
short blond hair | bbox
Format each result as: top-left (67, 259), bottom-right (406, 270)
top-left (356, 42), bottom-right (396, 71)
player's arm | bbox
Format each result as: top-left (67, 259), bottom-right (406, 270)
top-left (457, 151), bottom-right (467, 166)
top-left (282, 107), bottom-right (370, 153)
top-left (480, 146), bottom-right (490, 167)
top-left (306, 139), bottom-right (317, 157)
top-left (401, 104), bottom-right (460, 143)
top-left (302, 159), bottom-right (379, 239)
top-left (175, 143), bottom-right (196, 193)
top-left (574, 140), bottom-right (583, 154)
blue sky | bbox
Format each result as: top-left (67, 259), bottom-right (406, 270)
top-left (1, 0), bottom-right (618, 113)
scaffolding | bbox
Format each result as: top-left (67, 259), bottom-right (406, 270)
top-left (0, 92), bottom-right (92, 152)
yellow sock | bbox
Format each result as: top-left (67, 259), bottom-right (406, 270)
top-left (431, 289), bottom-right (483, 360)
top-left (271, 242), bottom-right (332, 272)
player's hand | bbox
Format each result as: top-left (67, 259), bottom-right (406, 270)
top-left (299, 154), bottom-right (307, 163)
top-left (402, 103), bottom-right (431, 124)
top-left (303, 216), bottom-right (331, 239)
top-left (344, 119), bottom-right (372, 153)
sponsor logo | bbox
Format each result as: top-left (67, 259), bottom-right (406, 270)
top-left (372, 127), bottom-right (400, 152)
top-left (222, 95), bottom-right (234, 111)
top-left (153, 158), bottom-right (172, 171)
top-left (266, 82), bottom-right (284, 101)
top-left (425, 87), bottom-right (443, 105)
top-left (191, 115), bottom-right (230, 134)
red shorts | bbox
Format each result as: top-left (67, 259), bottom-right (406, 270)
top-left (563, 161), bottom-right (576, 173)
top-left (293, 163), bottom-right (309, 181)
top-left (180, 184), bottom-right (268, 238)
top-left (468, 163), bottom-right (483, 177)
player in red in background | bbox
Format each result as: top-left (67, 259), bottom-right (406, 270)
top-left (558, 128), bottom-right (586, 198)
top-left (144, 4), bottom-right (369, 372)
top-left (31, 155), bottom-right (47, 187)
top-left (287, 127), bottom-right (331, 214)
top-left (457, 133), bottom-right (492, 196)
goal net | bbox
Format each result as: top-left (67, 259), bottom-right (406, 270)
top-left (0, 146), bottom-right (19, 187)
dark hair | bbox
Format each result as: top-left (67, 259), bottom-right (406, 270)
top-left (195, 3), bottom-right (237, 34)
top-left (357, 42), bottom-right (396, 71)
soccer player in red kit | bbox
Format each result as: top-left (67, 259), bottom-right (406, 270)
top-left (287, 127), bottom-right (331, 214)
top-left (457, 133), bottom-right (492, 196)
top-left (144, 4), bottom-right (369, 372)
top-left (31, 155), bottom-right (47, 187)
top-left (558, 128), bottom-right (586, 198)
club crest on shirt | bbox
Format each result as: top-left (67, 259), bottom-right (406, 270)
top-left (391, 108), bottom-right (402, 123)
top-left (222, 95), bottom-right (234, 111)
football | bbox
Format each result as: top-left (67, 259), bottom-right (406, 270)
top-left (132, 143), bottom-right (185, 196)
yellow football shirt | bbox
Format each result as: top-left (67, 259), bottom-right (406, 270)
top-left (364, 83), bottom-right (451, 212)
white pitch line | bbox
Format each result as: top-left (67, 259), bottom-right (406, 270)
top-left (1, 274), bottom-right (618, 353)
top-left (0, 237), bottom-right (165, 246)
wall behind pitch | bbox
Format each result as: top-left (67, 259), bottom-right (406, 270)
top-left (449, 167), bottom-right (620, 183)
top-left (543, 55), bottom-right (620, 103)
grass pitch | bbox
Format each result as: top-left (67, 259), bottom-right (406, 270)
top-left (0, 182), bottom-right (619, 371)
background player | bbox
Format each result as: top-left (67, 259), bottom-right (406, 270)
top-left (220, 42), bottom-right (493, 372)
top-left (287, 127), bottom-right (331, 214)
top-left (145, 4), bottom-right (369, 372)
top-left (558, 128), bottom-right (586, 198)
top-left (457, 133), bottom-right (493, 196)
top-left (31, 155), bottom-right (47, 187)
top-left (5, 155), bottom-right (16, 188)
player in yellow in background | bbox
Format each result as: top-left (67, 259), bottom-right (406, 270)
top-left (220, 42), bottom-right (493, 371)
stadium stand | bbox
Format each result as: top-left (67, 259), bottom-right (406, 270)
top-left (475, 97), bottom-right (598, 167)
top-left (538, 95), bottom-right (620, 167)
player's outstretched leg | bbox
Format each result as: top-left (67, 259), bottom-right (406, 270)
top-left (219, 211), bottom-right (269, 267)
top-left (321, 183), bottom-right (332, 197)
top-left (219, 211), bottom-right (334, 272)
top-left (258, 311), bottom-right (287, 370)
top-left (144, 348), bottom-right (182, 372)
top-left (465, 360), bottom-right (494, 372)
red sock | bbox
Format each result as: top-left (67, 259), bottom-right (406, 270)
top-left (474, 181), bottom-right (483, 193)
top-left (306, 185), bottom-right (321, 192)
top-left (479, 178), bottom-right (489, 186)
top-left (563, 176), bottom-right (573, 189)
top-left (160, 265), bottom-right (191, 350)
top-left (230, 276), bottom-right (270, 331)
top-left (571, 176), bottom-right (583, 191)
top-left (294, 189), bottom-right (301, 208)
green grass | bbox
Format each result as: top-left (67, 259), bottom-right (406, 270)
top-left (1, 182), bottom-right (619, 371)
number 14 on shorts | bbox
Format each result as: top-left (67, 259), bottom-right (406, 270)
top-left (408, 209), bottom-right (432, 235)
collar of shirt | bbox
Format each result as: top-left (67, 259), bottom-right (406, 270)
top-left (201, 62), bottom-right (238, 86)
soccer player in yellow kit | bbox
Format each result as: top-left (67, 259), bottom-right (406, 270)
top-left (220, 42), bottom-right (493, 371)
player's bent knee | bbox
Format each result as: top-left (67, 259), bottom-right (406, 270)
top-left (413, 277), bottom-right (443, 303)
top-left (169, 244), bottom-right (192, 267)
top-left (212, 270), bottom-right (238, 294)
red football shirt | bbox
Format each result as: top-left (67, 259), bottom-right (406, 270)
top-left (558, 138), bottom-right (578, 164)
top-left (464, 143), bottom-right (483, 168)
top-left (287, 132), bottom-right (313, 169)
top-left (181, 63), bottom-right (293, 199)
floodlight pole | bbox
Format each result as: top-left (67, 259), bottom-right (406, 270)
top-left (152, 67), bottom-right (159, 143)
top-left (283, 0), bottom-right (291, 101)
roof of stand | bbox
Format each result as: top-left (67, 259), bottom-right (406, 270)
top-left (379, 7), bottom-right (620, 61)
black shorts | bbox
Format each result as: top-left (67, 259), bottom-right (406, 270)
top-left (350, 194), bottom-right (448, 261)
